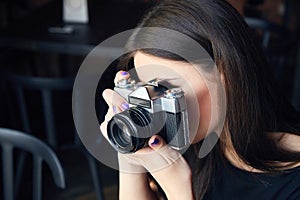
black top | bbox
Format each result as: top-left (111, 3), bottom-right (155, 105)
top-left (204, 159), bottom-right (300, 200)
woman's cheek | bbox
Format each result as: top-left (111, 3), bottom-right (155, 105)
top-left (185, 85), bottom-right (211, 144)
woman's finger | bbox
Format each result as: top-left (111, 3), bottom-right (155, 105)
top-left (102, 88), bottom-right (129, 112)
top-left (100, 88), bottom-right (129, 141)
top-left (148, 135), bottom-right (166, 150)
top-left (100, 105), bottom-right (114, 140)
top-left (114, 70), bottom-right (130, 85)
top-left (147, 135), bottom-right (182, 168)
top-left (120, 135), bottom-right (182, 173)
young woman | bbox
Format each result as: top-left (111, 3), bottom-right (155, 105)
top-left (100, 0), bottom-right (300, 199)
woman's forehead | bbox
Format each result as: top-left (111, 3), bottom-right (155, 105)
top-left (133, 51), bottom-right (192, 69)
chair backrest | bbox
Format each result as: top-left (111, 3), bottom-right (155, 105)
top-left (0, 127), bottom-right (66, 200)
top-left (4, 73), bottom-right (106, 200)
top-left (5, 73), bottom-right (75, 148)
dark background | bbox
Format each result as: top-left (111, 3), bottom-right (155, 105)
top-left (0, 0), bottom-right (299, 199)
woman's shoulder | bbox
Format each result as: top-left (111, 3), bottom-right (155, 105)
top-left (271, 132), bottom-right (300, 152)
top-left (207, 155), bottom-right (300, 200)
top-left (205, 134), bottom-right (300, 199)
top-left (277, 132), bottom-right (300, 152)
top-left (274, 132), bottom-right (300, 169)
top-left (225, 132), bottom-right (300, 172)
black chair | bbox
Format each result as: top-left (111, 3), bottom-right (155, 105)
top-left (245, 17), bottom-right (294, 79)
top-left (4, 73), bottom-right (105, 200)
top-left (0, 127), bottom-right (65, 200)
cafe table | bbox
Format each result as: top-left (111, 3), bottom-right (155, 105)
top-left (0, 0), bottom-right (153, 56)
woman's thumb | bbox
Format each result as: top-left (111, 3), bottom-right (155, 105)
top-left (148, 135), bottom-right (166, 150)
top-left (142, 135), bottom-right (182, 172)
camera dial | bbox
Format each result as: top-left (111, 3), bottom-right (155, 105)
top-left (164, 88), bottom-right (184, 99)
top-left (117, 78), bottom-right (136, 89)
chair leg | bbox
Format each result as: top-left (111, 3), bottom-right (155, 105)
top-left (86, 153), bottom-right (105, 200)
top-left (3, 144), bottom-right (14, 200)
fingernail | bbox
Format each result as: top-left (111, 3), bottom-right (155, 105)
top-left (121, 102), bottom-right (129, 110)
top-left (121, 71), bottom-right (128, 76)
top-left (113, 106), bottom-right (117, 114)
top-left (151, 138), bottom-right (160, 146)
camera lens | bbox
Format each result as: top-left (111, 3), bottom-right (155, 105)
top-left (112, 119), bottom-right (131, 145)
top-left (107, 107), bottom-right (153, 153)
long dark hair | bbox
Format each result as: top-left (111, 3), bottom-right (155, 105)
top-left (123, 0), bottom-right (300, 199)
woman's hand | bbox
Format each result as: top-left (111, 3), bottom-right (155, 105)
top-left (119, 135), bottom-right (194, 200)
top-left (100, 70), bottom-right (130, 141)
top-left (100, 71), bottom-right (194, 200)
top-left (100, 71), bottom-right (155, 200)
top-left (141, 136), bottom-right (194, 200)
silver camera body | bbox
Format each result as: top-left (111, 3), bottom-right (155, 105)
top-left (107, 78), bottom-right (190, 153)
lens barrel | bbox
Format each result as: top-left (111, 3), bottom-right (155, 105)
top-left (107, 107), bottom-right (153, 153)
top-left (107, 106), bottom-right (185, 153)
